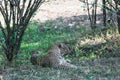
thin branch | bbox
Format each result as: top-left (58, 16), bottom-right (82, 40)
top-left (0, 4), bottom-right (6, 22)
top-left (4, 0), bottom-right (9, 24)
top-left (0, 22), bottom-right (6, 39)
top-left (16, 0), bottom-right (20, 25)
top-left (86, 0), bottom-right (92, 26)
top-left (106, 0), bottom-right (116, 10)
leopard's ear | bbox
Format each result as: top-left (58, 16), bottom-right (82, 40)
top-left (58, 43), bottom-right (63, 48)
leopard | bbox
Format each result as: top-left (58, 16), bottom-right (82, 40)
top-left (30, 43), bottom-right (77, 69)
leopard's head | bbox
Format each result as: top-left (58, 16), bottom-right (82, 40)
top-left (57, 43), bottom-right (71, 56)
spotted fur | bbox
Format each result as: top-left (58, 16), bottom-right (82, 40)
top-left (30, 43), bottom-right (77, 69)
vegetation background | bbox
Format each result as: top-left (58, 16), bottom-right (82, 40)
top-left (0, 0), bottom-right (120, 80)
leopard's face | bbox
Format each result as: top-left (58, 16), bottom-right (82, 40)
top-left (57, 43), bottom-right (71, 56)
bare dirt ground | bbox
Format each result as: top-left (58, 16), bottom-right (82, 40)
top-left (33, 0), bottom-right (102, 21)
top-left (32, 0), bottom-right (103, 28)
top-left (33, 0), bottom-right (86, 21)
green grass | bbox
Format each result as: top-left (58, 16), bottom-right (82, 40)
top-left (20, 21), bottom-right (85, 56)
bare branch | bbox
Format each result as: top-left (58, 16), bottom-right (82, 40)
top-left (0, 22), bottom-right (6, 39)
top-left (0, 0), bottom-right (44, 62)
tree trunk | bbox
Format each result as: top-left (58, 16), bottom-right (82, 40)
top-left (5, 48), bottom-right (19, 61)
top-left (117, 10), bottom-right (120, 34)
top-left (102, 0), bottom-right (106, 27)
top-left (4, 32), bottom-right (23, 63)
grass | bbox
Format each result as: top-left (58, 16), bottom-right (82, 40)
top-left (0, 20), bottom-right (120, 80)
top-left (20, 21), bottom-right (85, 57)
top-left (2, 58), bottom-right (120, 80)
